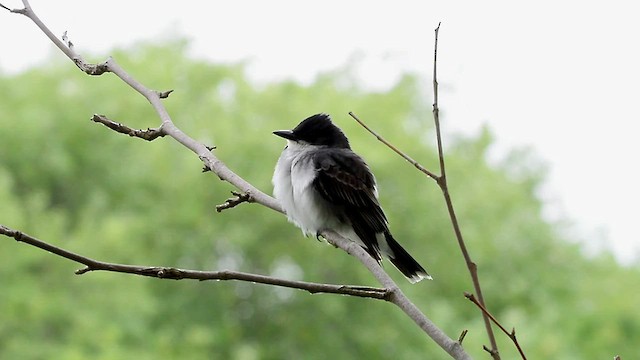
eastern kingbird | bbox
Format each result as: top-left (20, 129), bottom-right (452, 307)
top-left (272, 113), bottom-right (430, 283)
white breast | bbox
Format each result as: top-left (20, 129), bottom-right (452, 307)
top-left (272, 142), bottom-right (334, 236)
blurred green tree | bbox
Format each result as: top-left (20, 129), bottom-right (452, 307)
top-left (0, 41), bottom-right (638, 359)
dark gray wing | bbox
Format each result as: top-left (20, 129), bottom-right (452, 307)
top-left (312, 148), bottom-right (388, 261)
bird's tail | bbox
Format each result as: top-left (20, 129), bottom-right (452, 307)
top-left (384, 232), bottom-right (431, 283)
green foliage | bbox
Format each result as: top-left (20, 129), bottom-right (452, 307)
top-left (1, 41), bottom-right (638, 359)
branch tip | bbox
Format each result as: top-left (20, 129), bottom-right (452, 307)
top-left (458, 329), bottom-right (468, 344)
top-left (216, 191), bottom-right (253, 212)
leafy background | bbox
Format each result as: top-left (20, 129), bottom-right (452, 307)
top-left (0, 41), bottom-right (638, 359)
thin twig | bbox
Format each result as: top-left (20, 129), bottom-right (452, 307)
top-left (465, 292), bottom-right (527, 359)
top-left (458, 329), bottom-right (468, 344)
top-left (432, 23), bottom-right (446, 185)
top-left (0, 224), bottom-right (388, 299)
top-left (348, 112), bottom-right (439, 181)
top-left (216, 191), bottom-right (253, 212)
top-left (91, 114), bottom-right (165, 141)
top-left (431, 23), bottom-right (500, 358)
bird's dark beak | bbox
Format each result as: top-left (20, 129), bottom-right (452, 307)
top-left (273, 130), bottom-right (297, 141)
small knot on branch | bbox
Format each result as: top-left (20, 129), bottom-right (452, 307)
top-left (78, 61), bottom-right (110, 76)
top-left (157, 89), bottom-right (174, 99)
top-left (216, 191), bottom-right (253, 212)
top-left (201, 147), bottom-right (217, 172)
top-left (75, 267), bottom-right (92, 275)
top-left (61, 30), bottom-right (75, 50)
top-left (482, 345), bottom-right (500, 357)
top-left (59, 31), bottom-right (110, 75)
top-left (0, 224), bottom-right (22, 241)
top-left (150, 267), bottom-right (185, 279)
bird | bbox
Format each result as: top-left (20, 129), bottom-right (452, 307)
top-left (272, 113), bottom-right (430, 283)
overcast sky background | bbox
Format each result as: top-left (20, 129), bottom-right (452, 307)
top-left (1, 1), bottom-right (638, 263)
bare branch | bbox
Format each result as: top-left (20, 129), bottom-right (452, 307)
top-left (440, 22), bottom-right (491, 358)
top-left (0, 2), bottom-right (27, 15)
top-left (433, 23), bottom-right (446, 184)
top-left (7, 3), bottom-right (281, 213)
top-left (216, 191), bottom-right (253, 212)
top-left (91, 114), bottom-right (165, 141)
top-left (348, 111), bottom-right (439, 181)
top-left (431, 23), bottom-right (500, 358)
top-left (465, 292), bottom-right (527, 359)
top-left (349, 23), bottom-right (509, 358)
top-left (321, 230), bottom-right (468, 359)
top-left (0, 224), bottom-right (388, 299)
top-left (7, 1), bottom-right (109, 75)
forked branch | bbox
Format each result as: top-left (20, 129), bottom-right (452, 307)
top-left (0, 224), bottom-right (388, 299)
top-left (465, 292), bottom-right (527, 359)
top-left (349, 23), bottom-right (527, 360)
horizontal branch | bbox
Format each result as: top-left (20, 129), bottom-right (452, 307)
top-left (0, 224), bottom-right (388, 299)
top-left (91, 114), bottom-right (165, 141)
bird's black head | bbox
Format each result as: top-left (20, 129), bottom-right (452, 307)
top-left (273, 113), bottom-right (350, 149)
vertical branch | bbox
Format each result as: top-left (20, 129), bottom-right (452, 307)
top-left (433, 23), bottom-right (446, 184)
top-left (431, 23), bottom-right (501, 359)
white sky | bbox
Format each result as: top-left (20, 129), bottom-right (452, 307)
top-left (1, 1), bottom-right (639, 263)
